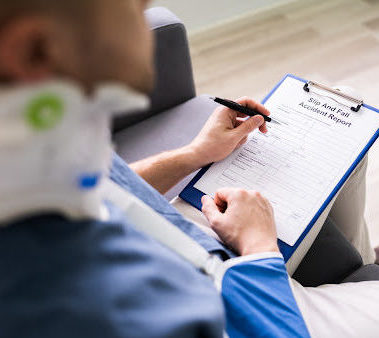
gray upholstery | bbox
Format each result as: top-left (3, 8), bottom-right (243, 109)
top-left (114, 95), bottom-right (218, 200)
top-left (113, 7), bottom-right (379, 284)
top-left (342, 264), bottom-right (379, 283)
top-left (293, 217), bottom-right (363, 287)
top-left (113, 7), bottom-right (196, 132)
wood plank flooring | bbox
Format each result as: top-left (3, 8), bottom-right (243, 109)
top-left (189, 0), bottom-right (379, 247)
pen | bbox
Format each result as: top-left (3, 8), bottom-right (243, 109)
top-left (210, 97), bottom-right (281, 125)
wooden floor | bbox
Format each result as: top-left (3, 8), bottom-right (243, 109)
top-left (189, 0), bottom-right (379, 247)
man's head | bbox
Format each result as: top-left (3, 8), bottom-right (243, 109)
top-left (0, 0), bottom-right (154, 94)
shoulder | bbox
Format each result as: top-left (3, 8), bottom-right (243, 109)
top-left (0, 213), bottom-right (224, 338)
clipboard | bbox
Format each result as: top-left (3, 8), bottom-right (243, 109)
top-left (179, 74), bottom-right (379, 262)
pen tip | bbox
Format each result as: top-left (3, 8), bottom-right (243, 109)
top-left (209, 96), bottom-right (216, 101)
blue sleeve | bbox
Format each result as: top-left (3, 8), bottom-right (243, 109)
top-left (221, 258), bottom-right (310, 338)
top-left (110, 153), bottom-right (237, 259)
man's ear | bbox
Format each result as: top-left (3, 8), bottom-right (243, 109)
top-left (0, 16), bottom-right (54, 82)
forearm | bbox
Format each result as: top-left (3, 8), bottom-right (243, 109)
top-left (130, 145), bottom-right (205, 194)
top-left (130, 97), bottom-right (268, 195)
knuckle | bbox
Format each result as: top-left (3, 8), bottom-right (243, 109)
top-left (269, 204), bottom-right (274, 214)
top-left (238, 96), bottom-right (249, 101)
top-left (255, 191), bottom-right (262, 198)
top-left (201, 200), bottom-right (209, 209)
top-left (236, 189), bottom-right (248, 199)
top-left (249, 190), bottom-right (261, 199)
top-left (266, 199), bottom-right (274, 211)
top-left (210, 216), bottom-right (222, 228)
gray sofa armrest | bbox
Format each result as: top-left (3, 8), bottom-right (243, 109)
top-left (292, 217), bottom-right (363, 286)
top-left (113, 7), bottom-right (196, 132)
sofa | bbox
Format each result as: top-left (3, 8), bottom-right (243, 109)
top-left (112, 7), bottom-right (379, 286)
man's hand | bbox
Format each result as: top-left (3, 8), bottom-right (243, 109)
top-left (201, 188), bottom-right (279, 256)
top-left (131, 97), bottom-right (269, 195)
top-left (189, 97), bottom-right (270, 167)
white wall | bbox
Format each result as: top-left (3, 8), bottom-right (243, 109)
top-left (150, 0), bottom-right (292, 33)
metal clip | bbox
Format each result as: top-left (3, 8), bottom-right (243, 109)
top-left (303, 81), bottom-right (363, 112)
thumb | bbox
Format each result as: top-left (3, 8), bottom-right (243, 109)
top-left (236, 115), bottom-right (264, 135)
top-left (201, 195), bottom-right (221, 223)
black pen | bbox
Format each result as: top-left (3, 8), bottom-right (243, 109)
top-left (210, 97), bottom-right (281, 125)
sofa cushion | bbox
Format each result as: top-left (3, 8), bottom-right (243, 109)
top-left (113, 7), bottom-right (196, 132)
top-left (114, 95), bottom-right (218, 200)
top-left (342, 264), bottom-right (379, 283)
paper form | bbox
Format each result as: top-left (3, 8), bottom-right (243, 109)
top-left (194, 76), bottom-right (379, 246)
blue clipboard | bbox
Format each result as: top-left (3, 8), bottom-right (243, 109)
top-left (179, 74), bottom-right (379, 262)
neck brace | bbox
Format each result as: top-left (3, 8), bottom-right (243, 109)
top-left (0, 80), bottom-right (149, 224)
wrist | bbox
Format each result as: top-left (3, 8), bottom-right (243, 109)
top-left (240, 242), bottom-right (280, 256)
top-left (183, 143), bottom-right (210, 169)
top-left (176, 145), bottom-right (207, 172)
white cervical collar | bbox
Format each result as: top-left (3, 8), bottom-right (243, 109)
top-left (0, 79), bottom-right (149, 224)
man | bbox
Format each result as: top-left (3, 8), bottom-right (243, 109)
top-left (0, 1), bottom-right (377, 337)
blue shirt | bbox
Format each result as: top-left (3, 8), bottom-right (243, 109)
top-left (0, 154), bottom-right (309, 337)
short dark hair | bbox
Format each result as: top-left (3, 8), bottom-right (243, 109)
top-left (0, 1), bottom-right (92, 27)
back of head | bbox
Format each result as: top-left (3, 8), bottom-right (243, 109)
top-left (0, 0), bottom-right (154, 94)
top-left (0, 0), bottom-right (83, 18)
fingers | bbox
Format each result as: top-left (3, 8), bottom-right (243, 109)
top-left (259, 122), bottom-right (268, 134)
top-left (236, 117), bottom-right (267, 136)
top-left (235, 115), bottom-right (265, 135)
top-left (213, 192), bottom-right (228, 212)
top-left (214, 187), bottom-right (242, 204)
top-left (216, 187), bottom-right (269, 207)
top-left (235, 97), bottom-right (270, 134)
top-left (235, 97), bottom-right (271, 117)
top-left (201, 195), bottom-right (222, 223)
top-left (203, 188), bottom-right (278, 256)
